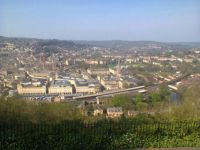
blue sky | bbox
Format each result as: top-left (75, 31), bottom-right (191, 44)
top-left (0, 0), bottom-right (200, 42)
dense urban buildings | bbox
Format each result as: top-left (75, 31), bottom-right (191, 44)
top-left (0, 36), bottom-right (200, 105)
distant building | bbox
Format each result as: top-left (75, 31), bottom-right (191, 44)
top-left (109, 68), bottom-right (117, 75)
top-left (17, 82), bottom-right (46, 95)
top-left (118, 76), bottom-right (138, 88)
top-left (53, 96), bottom-right (61, 102)
top-left (74, 78), bottom-right (100, 94)
top-left (107, 107), bottom-right (123, 118)
top-left (184, 58), bottom-right (193, 63)
top-left (65, 59), bottom-right (75, 66)
top-left (127, 110), bottom-right (139, 117)
top-left (8, 90), bottom-right (17, 97)
top-left (87, 68), bottom-right (110, 75)
top-left (125, 58), bottom-right (137, 64)
top-left (23, 95), bottom-right (53, 102)
top-left (100, 75), bottom-right (119, 90)
top-left (27, 71), bottom-right (50, 79)
top-left (85, 59), bottom-right (99, 65)
top-left (81, 72), bottom-right (91, 80)
top-left (93, 108), bottom-right (104, 116)
top-left (85, 59), bottom-right (107, 65)
top-left (48, 79), bottom-right (73, 95)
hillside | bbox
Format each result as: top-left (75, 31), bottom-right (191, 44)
top-left (75, 40), bottom-right (200, 51)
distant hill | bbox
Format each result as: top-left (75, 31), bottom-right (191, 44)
top-left (0, 36), bottom-right (89, 53)
top-left (75, 40), bottom-right (200, 51)
top-left (1, 36), bottom-right (200, 52)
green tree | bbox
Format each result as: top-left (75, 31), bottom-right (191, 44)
top-left (150, 92), bottom-right (160, 103)
top-left (159, 85), bottom-right (170, 101)
top-left (135, 93), bottom-right (142, 105)
top-left (165, 85), bottom-right (200, 120)
top-left (111, 94), bottom-right (133, 110)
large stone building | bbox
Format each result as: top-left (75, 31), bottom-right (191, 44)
top-left (87, 68), bottom-right (110, 75)
top-left (17, 82), bottom-right (46, 95)
top-left (48, 79), bottom-right (73, 95)
top-left (99, 75), bottom-right (119, 90)
top-left (74, 78), bottom-right (100, 94)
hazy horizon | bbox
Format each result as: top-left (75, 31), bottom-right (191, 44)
top-left (1, 0), bottom-right (200, 42)
top-left (1, 35), bottom-right (200, 43)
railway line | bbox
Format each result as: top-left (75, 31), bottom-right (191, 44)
top-left (72, 72), bottom-right (191, 101)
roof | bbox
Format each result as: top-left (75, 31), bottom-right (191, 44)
top-left (107, 107), bottom-right (122, 113)
top-left (21, 81), bottom-right (45, 87)
top-left (51, 79), bottom-right (71, 87)
top-left (75, 78), bottom-right (88, 86)
top-left (103, 75), bottom-right (118, 81)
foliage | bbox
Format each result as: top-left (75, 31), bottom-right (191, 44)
top-left (159, 85), bottom-right (170, 100)
top-left (1, 85), bottom-right (200, 149)
top-left (150, 92), bottom-right (160, 103)
top-left (0, 97), bottom-right (83, 123)
top-left (163, 84), bottom-right (200, 120)
top-left (135, 93), bottom-right (142, 104)
top-left (1, 119), bottom-right (200, 150)
top-left (148, 85), bottom-right (170, 106)
top-left (111, 94), bottom-right (133, 110)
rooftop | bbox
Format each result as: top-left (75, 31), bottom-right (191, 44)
top-left (51, 79), bottom-right (71, 87)
top-left (75, 78), bottom-right (88, 86)
top-left (107, 107), bottom-right (123, 113)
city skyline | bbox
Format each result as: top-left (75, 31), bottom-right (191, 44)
top-left (0, 0), bottom-right (200, 42)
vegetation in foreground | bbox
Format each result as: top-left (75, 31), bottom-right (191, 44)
top-left (1, 85), bottom-right (200, 123)
top-left (0, 85), bottom-right (200, 149)
top-left (1, 119), bottom-right (200, 150)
